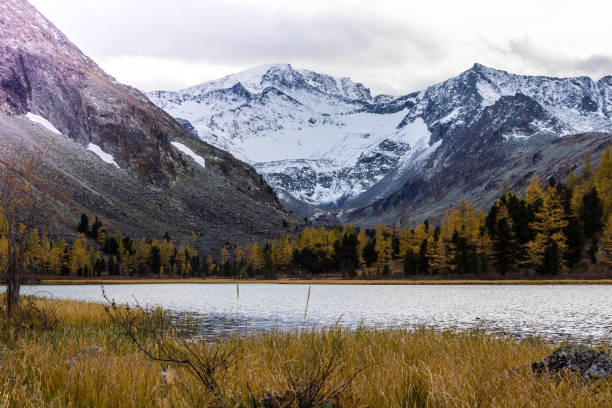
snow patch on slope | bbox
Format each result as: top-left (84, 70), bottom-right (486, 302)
top-left (476, 81), bottom-right (501, 107)
top-left (25, 113), bottom-right (61, 135)
top-left (171, 142), bottom-right (206, 169)
top-left (87, 143), bottom-right (119, 168)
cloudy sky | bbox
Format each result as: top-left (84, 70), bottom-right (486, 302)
top-left (30, 0), bottom-right (612, 95)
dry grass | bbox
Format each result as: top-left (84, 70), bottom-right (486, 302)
top-left (0, 298), bottom-right (610, 407)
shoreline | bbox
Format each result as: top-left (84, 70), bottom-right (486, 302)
top-left (34, 278), bottom-right (612, 285)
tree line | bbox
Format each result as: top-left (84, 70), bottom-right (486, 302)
top-left (0, 212), bottom-right (214, 279)
top-left (235, 147), bottom-right (612, 278)
top-left (2, 147), bottom-right (612, 281)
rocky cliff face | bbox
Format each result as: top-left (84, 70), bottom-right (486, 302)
top-left (150, 62), bottom-right (612, 223)
top-left (0, 0), bottom-right (183, 184)
top-left (0, 0), bottom-right (292, 253)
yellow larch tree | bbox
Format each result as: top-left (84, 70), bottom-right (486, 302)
top-left (206, 255), bottom-right (215, 275)
top-left (524, 176), bottom-right (544, 207)
top-left (174, 246), bottom-right (188, 277)
top-left (374, 223), bottom-right (392, 274)
top-left (27, 228), bottom-right (44, 275)
top-left (69, 234), bottom-right (89, 276)
top-left (160, 239), bottom-right (173, 276)
top-left (526, 187), bottom-right (568, 268)
top-left (118, 240), bottom-right (133, 276)
top-left (432, 209), bottom-right (454, 273)
top-left (97, 228), bottom-right (107, 247)
top-left (429, 233), bottom-right (451, 274)
top-left (41, 231), bottom-right (51, 269)
top-left (357, 229), bottom-right (368, 267)
top-left (220, 246), bottom-right (230, 266)
top-left (595, 146), bottom-right (612, 217)
top-left (279, 233), bottom-right (293, 266)
top-left (249, 242), bottom-right (264, 272)
top-left (572, 154), bottom-right (596, 215)
top-left (46, 238), bottom-right (66, 275)
top-left (235, 244), bottom-right (245, 267)
top-left (270, 241), bottom-right (281, 267)
top-left (133, 238), bottom-right (151, 274)
top-left (399, 224), bottom-right (412, 258)
top-left (598, 215), bottom-right (612, 266)
top-left (411, 224), bottom-right (429, 253)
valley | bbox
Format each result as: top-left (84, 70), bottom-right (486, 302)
top-left (0, 1), bottom-right (611, 407)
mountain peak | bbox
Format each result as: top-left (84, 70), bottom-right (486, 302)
top-left (261, 64), bottom-right (306, 89)
top-left (0, 0), bottom-right (101, 74)
top-left (0, 0), bottom-right (191, 180)
top-left (180, 63), bottom-right (295, 96)
top-left (600, 75), bottom-right (612, 85)
top-left (467, 63), bottom-right (510, 78)
top-left (176, 63), bottom-right (373, 103)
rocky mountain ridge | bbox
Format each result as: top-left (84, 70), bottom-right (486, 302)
top-left (0, 0), bottom-right (292, 252)
top-left (149, 62), bottom-right (612, 223)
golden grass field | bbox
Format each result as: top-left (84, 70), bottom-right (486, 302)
top-left (0, 297), bottom-right (610, 407)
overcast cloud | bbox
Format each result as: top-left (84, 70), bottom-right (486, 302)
top-left (29, 0), bottom-right (612, 95)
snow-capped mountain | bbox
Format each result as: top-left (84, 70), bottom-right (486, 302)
top-left (147, 63), bottom-right (429, 209)
top-left (149, 63), bottom-right (612, 221)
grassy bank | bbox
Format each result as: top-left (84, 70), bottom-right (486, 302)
top-left (0, 298), bottom-right (610, 407)
top-left (37, 277), bottom-right (612, 285)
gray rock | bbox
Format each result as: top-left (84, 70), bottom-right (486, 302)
top-left (583, 352), bottom-right (612, 379)
top-left (531, 344), bottom-right (612, 380)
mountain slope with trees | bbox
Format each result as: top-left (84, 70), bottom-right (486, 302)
top-left (9, 148), bottom-right (609, 283)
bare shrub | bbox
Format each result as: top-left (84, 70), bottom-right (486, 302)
top-left (0, 294), bottom-right (60, 331)
top-left (0, 141), bottom-right (55, 317)
top-left (102, 287), bottom-right (238, 405)
top-left (247, 329), bottom-right (367, 408)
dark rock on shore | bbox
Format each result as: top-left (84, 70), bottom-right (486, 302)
top-left (531, 344), bottom-right (612, 380)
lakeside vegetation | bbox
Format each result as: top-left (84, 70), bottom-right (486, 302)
top-left (0, 296), bottom-right (610, 407)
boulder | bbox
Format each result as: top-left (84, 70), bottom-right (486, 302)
top-left (531, 344), bottom-right (612, 380)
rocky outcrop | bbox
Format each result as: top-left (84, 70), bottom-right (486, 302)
top-left (175, 118), bottom-right (198, 137)
top-left (531, 344), bottom-right (612, 380)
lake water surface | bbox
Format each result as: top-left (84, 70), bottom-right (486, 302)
top-left (21, 283), bottom-right (612, 343)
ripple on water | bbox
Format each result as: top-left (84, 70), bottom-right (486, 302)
top-left (16, 283), bottom-right (612, 343)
